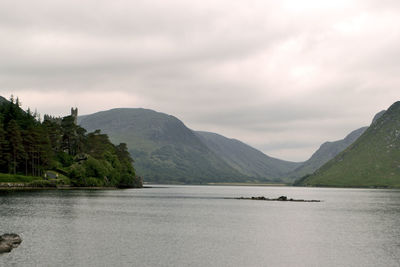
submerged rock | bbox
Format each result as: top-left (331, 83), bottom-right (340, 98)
top-left (0, 233), bottom-right (22, 253)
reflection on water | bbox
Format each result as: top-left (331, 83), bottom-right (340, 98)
top-left (1, 186), bottom-right (400, 267)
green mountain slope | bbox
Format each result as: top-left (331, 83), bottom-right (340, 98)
top-left (79, 108), bottom-right (246, 184)
top-left (290, 127), bottom-right (367, 178)
top-left (290, 110), bottom-right (385, 179)
top-left (0, 96), bottom-right (7, 104)
top-left (195, 131), bottom-right (301, 182)
top-left (296, 102), bottom-right (400, 188)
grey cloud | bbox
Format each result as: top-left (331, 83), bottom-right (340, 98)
top-left (1, 0), bottom-right (400, 161)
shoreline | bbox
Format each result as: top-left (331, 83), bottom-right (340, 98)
top-left (2, 182), bottom-right (399, 191)
top-left (0, 184), bottom-right (142, 191)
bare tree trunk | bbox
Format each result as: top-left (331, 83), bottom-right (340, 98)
top-left (13, 152), bottom-right (16, 175)
top-left (31, 150), bottom-right (34, 176)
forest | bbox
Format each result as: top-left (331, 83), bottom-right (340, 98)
top-left (0, 96), bottom-right (142, 188)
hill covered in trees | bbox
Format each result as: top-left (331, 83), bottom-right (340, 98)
top-left (0, 96), bottom-right (142, 188)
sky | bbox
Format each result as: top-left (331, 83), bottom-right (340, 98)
top-left (1, 0), bottom-right (400, 162)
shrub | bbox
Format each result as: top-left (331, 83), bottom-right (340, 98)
top-left (82, 177), bottom-right (104, 187)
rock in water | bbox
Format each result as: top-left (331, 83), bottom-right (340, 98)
top-left (235, 196), bottom-right (321, 202)
top-left (0, 233), bottom-right (22, 253)
top-left (0, 242), bottom-right (12, 253)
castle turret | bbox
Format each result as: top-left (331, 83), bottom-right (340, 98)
top-left (71, 107), bottom-right (78, 124)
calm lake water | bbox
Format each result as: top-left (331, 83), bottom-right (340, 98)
top-left (1, 185), bottom-right (400, 267)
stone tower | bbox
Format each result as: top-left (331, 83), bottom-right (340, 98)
top-left (71, 107), bottom-right (78, 125)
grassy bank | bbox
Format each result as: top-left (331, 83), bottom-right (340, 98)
top-left (0, 172), bottom-right (142, 190)
top-left (0, 173), bottom-right (41, 183)
top-left (0, 172), bottom-right (70, 188)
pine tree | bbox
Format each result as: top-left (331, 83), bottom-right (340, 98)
top-left (61, 116), bottom-right (77, 155)
top-left (36, 126), bottom-right (52, 175)
top-left (7, 120), bottom-right (26, 174)
top-left (0, 118), bottom-right (10, 172)
top-left (42, 118), bottom-right (63, 152)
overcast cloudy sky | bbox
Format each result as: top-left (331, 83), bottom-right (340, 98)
top-left (1, 0), bottom-right (400, 161)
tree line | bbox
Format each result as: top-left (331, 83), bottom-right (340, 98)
top-left (0, 96), bottom-right (142, 188)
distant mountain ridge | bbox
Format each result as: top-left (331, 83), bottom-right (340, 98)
top-left (79, 108), bottom-right (245, 184)
top-left (289, 127), bottom-right (367, 178)
top-left (196, 131), bottom-right (301, 182)
top-left (296, 102), bottom-right (400, 188)
top-left (79, 108), bottom-right (300, 183)
top-left (78, 107), bottom-right (383, 185)
top-left (289, 109), bottom-right (386, 179)
top-left (3, 93), bottom-right (395, 187)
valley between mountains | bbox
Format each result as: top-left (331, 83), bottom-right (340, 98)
top-left (79, 103), bottom-right (396, 187)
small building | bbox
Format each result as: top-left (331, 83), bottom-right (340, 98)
top-left (44, 171), bottom-right (58, 179)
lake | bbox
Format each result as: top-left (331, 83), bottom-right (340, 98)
top-left (1, 185), bottom-right (400, 266)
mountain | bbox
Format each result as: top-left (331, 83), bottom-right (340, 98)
top-left (0, 96), bottom-right (7, 104)
top-left (79, 108), bottom-right (249, 184)
top-left (289, 127), bottom-right (367, 178)
top-left (289, 110), bottom-right (385, 179)
top-left (195, 131), bottom-right (301, 182)
top-left (371, 110), bottom-right (386, 123)
top-left (295, 102), bottom-right (400, 188)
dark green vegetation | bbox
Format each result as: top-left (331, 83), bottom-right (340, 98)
top-left (0, 97), bottom-right (141, 188)
top-left (296, 102), bottom-right (400, 188)
top-left (79, 108), bottom-right (302, 184)
top-left (0, 96), bottom-right (7, 104)
top-left (195, 131), bottom-right (301, 182)
top-left (0, 173), bottom-right (41, 183)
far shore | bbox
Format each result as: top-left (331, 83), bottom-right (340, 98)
top-left (3, 182), bottom-right (399, 191)
top-left (0, 184), bottom-right (142, 191)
